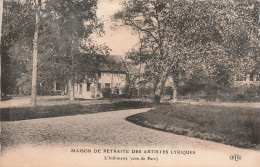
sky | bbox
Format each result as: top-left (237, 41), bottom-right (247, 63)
top-left (94, 0), bottom-right (139, 56)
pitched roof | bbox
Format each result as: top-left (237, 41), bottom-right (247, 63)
top-left (100, 55), bottom-right (127, 73)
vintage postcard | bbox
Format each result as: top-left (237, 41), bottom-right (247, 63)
top-left (0, 0), bottom-right (259, 166)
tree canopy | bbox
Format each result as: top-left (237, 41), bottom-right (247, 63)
top-left (1, 0), bottom-right (110, 96)
top-left (114, 0), bottom-right (260, 103)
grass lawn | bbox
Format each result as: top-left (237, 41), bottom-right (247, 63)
top-left (0, 100), bottom-right (153, 121)
top-left (126, 103), bottom-right (260, 149)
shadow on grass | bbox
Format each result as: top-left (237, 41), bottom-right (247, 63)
top-left (1, 101), bottom-right (153, 122)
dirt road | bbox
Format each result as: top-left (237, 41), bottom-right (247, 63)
top-left (1, 108), bottom-right (259, 167)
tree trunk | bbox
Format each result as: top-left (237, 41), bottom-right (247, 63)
top-left (170, 77), bottom-right (177, 102)
top-left (153, 66), bottom-right (171, 104)
top-left (111, 72), bottom-right (113, 90)
top-left (69, 79), bottom-right (74, 100)
top-left (30, 1), bottom-right (40, 106)
top-left (0, 0), bottom-right (3, 101)
top-left (153, 76), bottom-right (167, 104)
top-left (172, 84), bottom-right (177, 102)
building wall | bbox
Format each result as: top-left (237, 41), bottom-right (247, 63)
top-left (73, 71), bottom-right (127, 99)
top-left (234, 73), bottom-right (260, 87)
top-left (98, 71), bottom-right (126, 89)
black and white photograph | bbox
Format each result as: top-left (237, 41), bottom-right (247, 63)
top-left (0, 0), bottom-right (259, 166)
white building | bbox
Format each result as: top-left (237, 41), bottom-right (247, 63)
top-left (234, 73), bottom-right (260, 87)
top-left (72, 55), bottom-right (128, 99)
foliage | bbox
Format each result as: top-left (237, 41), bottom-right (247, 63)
top-left (114, 0), bottom-right (260, 103)
top-left (120, 86), bottom-right (130, 98)
top-left (129, 87), bottom-right (138, 98)
top-left (1, 1), bottom-right (34, 94)
top-left (43, 0), bottom-right (109, 84)
top-left (111, 86), bottom-right (119, 97)
top-left (178, 86), bottom-right (260, 102)
top-left (114, 0), bottom-right (180, 103)
top-left (101, 87), bottom-right (111, 98)
top-left (2, 0), bottom-right (110, 95)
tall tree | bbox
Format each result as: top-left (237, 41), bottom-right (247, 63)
top-left (114, 0), bottom-right (179, 103)
top-left (1, 1), bottom-right (34, 95)
top-left (0, 0), bottom-right (3, 100)
top-left (168, 0), bottom-right (259, 95)
top-left (114, 0), bottom-right (259, 103)
top-left (1, 0), bottom-right (109, 98)
top-left (44, 0), bottom-right (108, 100)
top-left (31, 0), bottom-right (41, 105)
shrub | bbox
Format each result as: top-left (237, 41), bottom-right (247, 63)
top-left (111, 87), bottom-right (120, 98)
top-left (234, 93), bottom-right (259, 102)
top-left (120, 87), bottom-right (131, 98)
top-left (101, 87), bottom-right (111, 98)
top-left (130, 87), bottom-right (138, 97)
top-left (178, 86), bottom-right (260, 102)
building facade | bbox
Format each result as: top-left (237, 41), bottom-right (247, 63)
top-left (234, 73), bottom-right (260, 87)
top-left (52, 55), bottom-right (128, 99)
top-left (72, 71), bottom-right (127, 99)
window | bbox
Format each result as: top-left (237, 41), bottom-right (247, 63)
top-left (79, 84), bottom-right (83, 95)
top-left (97, 83), bottom-right (101, 91)
top-left (98, 72), bottom-right (101, 78)
top-left (87, 83), bottom-right (91, 91)
top-left (256, 74), bottom-right (260, 81)
top-left (250, 73), bottom-right (254, 81)
top-left (55, 83), bottom-right (62, 91)
top-left (105, 83), bottom-right (110, 88)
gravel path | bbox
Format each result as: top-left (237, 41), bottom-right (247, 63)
top-left (1, 108), bottom-right (260, 166)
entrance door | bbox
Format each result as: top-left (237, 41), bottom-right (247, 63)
top-left (91, 86), bottom-right (95, 98)
top-left (79, 84), bottom-right (83, 95)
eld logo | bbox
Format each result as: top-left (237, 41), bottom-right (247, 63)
top-left (229, 154), bottom-right (241, 161)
